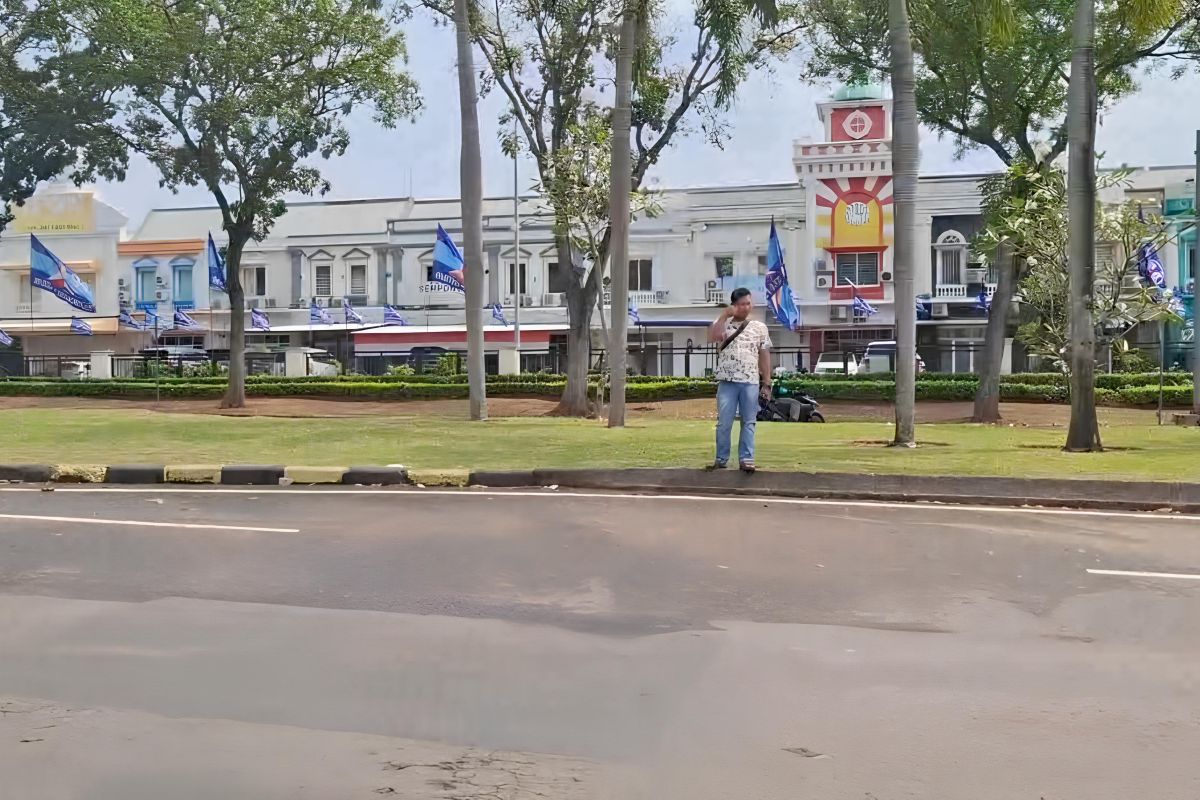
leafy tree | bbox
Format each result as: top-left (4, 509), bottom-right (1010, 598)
top-left (0, 0), bottom-right (124, 232)
top-left (452, 0), bottom-right (488, 420)
top-left (978, 162), bottom-right (1178, 391)
top-left (428, 0), bottom-right (804, 415)
top-left (802, 0), bottom-right (1199, 423)
top-left (52, 0), bottom-right (419, 408)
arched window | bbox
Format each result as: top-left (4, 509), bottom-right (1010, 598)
top-left (935, 230), bottom-right (967, 291)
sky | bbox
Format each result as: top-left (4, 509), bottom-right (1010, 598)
top-left (92, 12), bottom-right (1200, 231)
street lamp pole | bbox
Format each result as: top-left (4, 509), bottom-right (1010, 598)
top-left (512, 115), bottom-right (522, 353)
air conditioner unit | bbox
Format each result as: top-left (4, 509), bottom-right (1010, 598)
top-left (154, 289), bottom-right (170, 301)
top-left (706, 279), bottom-right (718, 290)
top-left (248, 298), bottom-right (260, 309)
top-left (155, 275), bottom-right (167, 287)
top-left (932, 303), bottom-right (950, 318)
top-left (296, 297), bottom-right (307, 308)
top-left (118, 277), bottom-right (129, 289)
top-left (815, 274), bottom-right (834, 290)
top-left (881, 270), bottom-right (894, 282)
top-left (519, 294), bottom-right (535, 307)
top-left (654, 290), bottom-right (670, 304)
top-left (813, 258), bottom-right (828, 272)
top-left (118, 290), bottom-right (130, 303)
top-left (314, 296), bottom-right (327, 307)
top-left (965, 268), bottom-right (985, 283)
top-left (265, 298), bottom-right (277, 309)
top-left (829, 305), bottom-right (849, 322)
top-left (542, 293), bottom-right (565, 307)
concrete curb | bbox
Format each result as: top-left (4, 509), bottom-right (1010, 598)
top-left (1, 463), bottom-right (1196, 512)
top-left (466, 468), bottom-right (1200, 514)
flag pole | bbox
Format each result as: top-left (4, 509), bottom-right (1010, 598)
top-left (513, 113), bottom-right (522, 354)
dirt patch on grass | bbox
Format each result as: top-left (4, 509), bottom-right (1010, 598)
top-left (0, 395), bottom-right (1165, 427)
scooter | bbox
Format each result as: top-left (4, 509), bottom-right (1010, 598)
top-left (758, 385), bottom-right (825, 423)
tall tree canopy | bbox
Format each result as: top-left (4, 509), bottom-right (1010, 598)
top-left (51, 0), bottom-right (420, 407)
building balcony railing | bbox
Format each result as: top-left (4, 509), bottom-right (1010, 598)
top-left (603, 289), bottom-right (669, 305)
top-left (935, 283), bottom-right (997, 300)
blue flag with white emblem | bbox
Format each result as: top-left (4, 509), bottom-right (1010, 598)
top-left (30, 235), bottom-right (96, 313)
top-left (119, 308), bottom-right (143, 330)
top-left (1139, 242), bottom-right (1167, 293)
top-left (343, 298), bottom-right (364, 325)
top-left (764, 221), bottom-right (801, 330)
top-left (384, 305), bottom-right (408, 326)
top-left (207, 233), bottom-right (227, 293)
top-left (251, 308), bottom-right (271, 331)
top-left (852, 295), bottom-right (878, 316)
top-left (628, 299), bottom-right (641, 325)
top-left (174, 309), bottom-right (201, 330)
top-left (0, 329), bottom-right (12, 347)
top-left (916, 295), bottom-right (933, 321)
top-left (432, 224), bottom-right (466, 293)
top-left (491, 303), bottom-right (509, 326)
top-left (144, 310), bottom-right (160, 331)
top-left (310, 301), bottom-right (333, 325)
top-left (70, 317), bottom-right (92, 336)
top-left (975, 290), bottom-right (992, 313)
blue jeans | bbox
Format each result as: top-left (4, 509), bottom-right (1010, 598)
top-left (715, 380), bottom-right (759, 465)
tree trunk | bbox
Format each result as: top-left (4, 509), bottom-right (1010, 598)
top-left (220, 234), bottom-right (249, 409)
top-left (553, 233), bottom-right (603, 416)
top-left (1065, 0), bottom-right (1100, 452)
top-left (889, 0), bottom-right (918, 447)
top-left (606, 6), bottom-right (636, 428)
top-left (972, 243), bottom-right (1016, 422)
top-left (453, 0), bottom-right (487, 421)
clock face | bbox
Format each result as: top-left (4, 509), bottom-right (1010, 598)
top-left (843, 110), bottom-right (872, 140)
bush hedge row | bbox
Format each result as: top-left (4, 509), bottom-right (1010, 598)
top-left (3, 376), bottom-right (1191, 406)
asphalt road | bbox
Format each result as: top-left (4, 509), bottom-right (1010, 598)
top-left (1, 487), bottom-right (1198, 799)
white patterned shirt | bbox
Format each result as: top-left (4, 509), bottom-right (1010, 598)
top-left (715, 319), bottom-right (771, 384)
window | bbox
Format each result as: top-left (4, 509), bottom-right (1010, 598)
top-left (835, 252), bottom-right (880, 287)
top-left (314, 263), bottom-right (332, 296)
top-left (546, 262), bottom-right (569, 294)
top-left (757, 255), bottom-right (769, 275)
top-left (508, 262), bottom-right (528, 295)
top-left (172, 264), bottom-right (193, 303)
top-left (137, 266), bottom-right (158, 303)
top-left (242, 266), bottom-right (267, 297)
top-left (713, 256), bottom-right (734, 278)
top-left (424, 263), bottom-right (436, 283)
top-left (18, 277), bottom-right (41, 310)
top-left (628, 259), bottom-right (653, 291)
top-left (936, 230), bottom-right (967, 286)
top-left (349, 263), bottom-right (367, 296)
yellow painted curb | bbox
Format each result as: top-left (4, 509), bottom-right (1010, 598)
top-left (165, 465), bottom-right (222, 484)
top-left (409, 468), bottom-right (470, 487)
top-left (50, 464), bottom-right (107, 483)
top-left (284, 466), bottom-right (348, 485)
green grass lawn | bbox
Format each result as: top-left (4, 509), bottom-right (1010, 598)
top-left (2, 407), bottom-right (1198, 481)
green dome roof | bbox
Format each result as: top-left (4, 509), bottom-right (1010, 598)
top-left (833, 82), bottom-right (885, 101)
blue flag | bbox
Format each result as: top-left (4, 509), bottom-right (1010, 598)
top-left (628, 299), bottom-right (641, 326)
top-left (490, 303), bottom-right (509, 326)
top-left (431, 224), bottom-right (466, 293)
top-left (207, 233), bottom-right (227, 293)
top-left (1139, 242), bottom-right (1167, 292)
top-left (30, 235), bottom-right (96, 313)
top-left (118, 309), bottom-right (143, 330)
top-left (70, 317), bottom-right (92, 336)
top-left (144, 310), bottom-right (160, 331)
top-left (0, 329), bottom-right (12, 347)
top-left (384, 305), bottom-right (408, 326)
top-left (852, 295), bottom-right (878, 316)
top-left (975, 290), bottom-right (992, 313)
top-left (764, 221), bottom-right (800, 330)
top-left (343, 298), bottom-right (365, 325)
top-left (174, 309), bottom-right (201, 330)
top-left (251, 308), bottom-right (271, 331)
top-left (310, 301), bottom-right (333, 325)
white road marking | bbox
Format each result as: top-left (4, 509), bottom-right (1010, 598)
top-left (1087, 568), bottom-right (1200, 581)
top-left (0, 486), bottom-right (1197, 522)
top-left (0, 513), bottom-right (298, 534)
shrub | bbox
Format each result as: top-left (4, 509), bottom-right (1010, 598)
top-left (387, 364), bottom-right (415, 377)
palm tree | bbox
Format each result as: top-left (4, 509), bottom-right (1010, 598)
top-left (889, 0), bottom-right (918, 447)
top-left (606, 2), bottom-right (637, 428)
top-left (453, 0), bottom-right (488, 421)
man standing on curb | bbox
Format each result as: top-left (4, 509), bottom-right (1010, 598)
top-left (708, 287), bottom-right (772, 473)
